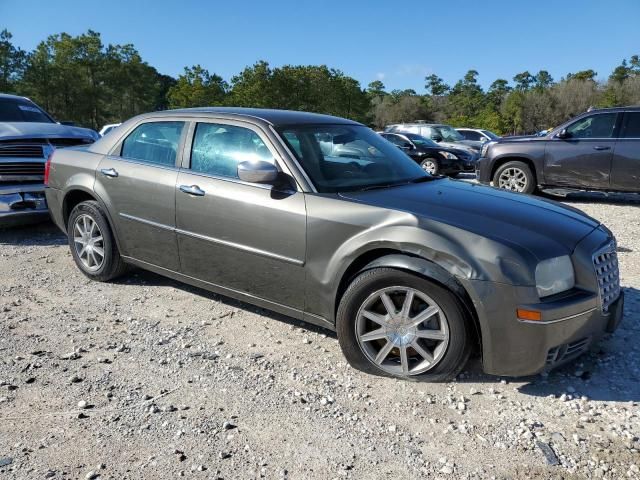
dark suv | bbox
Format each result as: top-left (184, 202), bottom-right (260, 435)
top-left (476, 107), bottom-right (640, 194)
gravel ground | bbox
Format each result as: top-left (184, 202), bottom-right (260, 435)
top-left (0, 194), bottom-right (639, 480)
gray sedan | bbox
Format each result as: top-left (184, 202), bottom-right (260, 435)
top-left (44, 108), bottom-right (623, 381)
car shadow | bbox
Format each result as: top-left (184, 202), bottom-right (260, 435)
top-left (458, 286), bottom-right (640, 402)
top-left (114, 269), bottom-right (338, 338)
top-left (0, 220), bottom-right (67, 246)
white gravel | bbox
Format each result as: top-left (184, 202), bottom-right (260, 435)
top-left (0, 193), bottom-right (638, 479)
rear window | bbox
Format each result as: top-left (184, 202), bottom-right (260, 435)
top-left (0, 98), bottom-right (53, 123)
top-left (621, 112), bottom-right (640, 138)
top-left (121, 121), bottom-right (185, 167)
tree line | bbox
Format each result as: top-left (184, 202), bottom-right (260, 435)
top-left (1, 29), bottom-right (639, 133)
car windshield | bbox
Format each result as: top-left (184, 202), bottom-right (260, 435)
top-left (403, 133), bottom-right (439, 147)
top-left (433, 125), bottom-right (464, 142)
top-left (278, 124), bottom-right (430, 193)
top-left (0, 98), bottom-right (53, 123)
top-left (481, 130), bottom-right (500, 140)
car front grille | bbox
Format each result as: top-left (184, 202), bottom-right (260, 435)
top-left (0, 162), bottom-right (45, 182)
top-left (0, 144), bottom-right (44, 158)
top-left (546, 336), bottom-right (592, 367)
top-left (593, 243), bottom-right (620, 313)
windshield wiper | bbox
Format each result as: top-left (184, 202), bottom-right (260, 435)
top-left (357, 176), bottom-right (437, 192)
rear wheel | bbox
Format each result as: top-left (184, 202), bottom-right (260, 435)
top-left (336, 268), bottom-right (471, 381)
top-left (493, 161), bottom-right (536, 194)
top-left (67, 200), bottom-right (128, 282)
top-left (420, 157), bottom-right (440, 175)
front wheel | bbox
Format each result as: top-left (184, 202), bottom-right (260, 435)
top-left (336, 268), bottom-right (471, 381)
top-left (67, 200), bottom-right (128, 282)
top-left (493, 161), bottom-right (536, 194)
top-left (420, 157), bottom-right (440, 175)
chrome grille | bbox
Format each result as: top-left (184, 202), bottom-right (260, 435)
top-left (593, 243), bottom-right (620, 313)
top-left (0, 162), bottom-right (45, 182)
top-left (0, 144), bottom-right (44, 158)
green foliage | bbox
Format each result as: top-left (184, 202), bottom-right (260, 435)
top-left (167, 65), bottom-right (227, 108)
top-left (0, 29), bottom-right (26, 93)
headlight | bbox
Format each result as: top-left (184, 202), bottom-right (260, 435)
top-left (535, 255), bottom-right (575, 298)
top-left (440, 151), bottom-right (457, 160)
top-left (481, 141), bottom-right (495, 157)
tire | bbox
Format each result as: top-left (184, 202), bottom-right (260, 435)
top-left (67, 200), bottom-right (128, 282)
top-left (419, 157), bottom-right (440, 175)
top-left (336, 268), bottom-right (471, 382)
top-left (493, 161), bottom-right (536, 194)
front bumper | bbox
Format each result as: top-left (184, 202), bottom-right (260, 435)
top-left (475, 157), bottom-right (492, 184)
top-left (462, 226), bottom-right (623, 377)
top-left (0, 183), bottom-right (49, 227)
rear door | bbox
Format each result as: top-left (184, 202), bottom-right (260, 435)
top-left (611, 111), bottom-right (640, 191)
top-left (544, 112), bottom-right (620, 189)
top-left (175, 119), bottom-right (307, 310)
top-left (94, 120), bottom-right (187, 271)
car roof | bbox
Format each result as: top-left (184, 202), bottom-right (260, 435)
top-left (582, 106), bottom-right (640, 114)
top-left (0, 93), bottom-right (34, 102)
top-left (389, 123), bottom-right (446, 127)
top-left (139, 107), bottom-right (362, 127)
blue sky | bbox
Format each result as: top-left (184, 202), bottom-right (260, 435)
top-left (2, 0), bottom-right (639, 91)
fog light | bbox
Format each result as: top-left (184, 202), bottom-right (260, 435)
top-left (517, 309), bottom-right (542, 321)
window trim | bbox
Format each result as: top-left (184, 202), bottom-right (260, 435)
top-left (109, 118), bottom-right (190, 169)
top-left (181, 118), bottom-right (300, 192)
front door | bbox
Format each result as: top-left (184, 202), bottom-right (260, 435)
top-left (94, 120), bottom-right (186, 271)
top-left (611, 111), bottom-right (640, 191)
top-left (175, 120), bottom-right (307, 310)
top-left (544, 112), bottom-right (619, 189)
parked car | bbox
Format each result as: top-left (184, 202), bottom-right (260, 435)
top-left (456, 128), bottom-right (501, 143)
top-left (476, 106), bottom-right (640, 194)
top-left (385, 122), bottom-right (482, 151)
top-left (0, 93), bottom-right (98, 226)
top-left (45, 107), bottom-right (623, 381)
top-left (99, 123), bottom-right (121, 137)
top-left (379, 132), bottom-right (478, 175)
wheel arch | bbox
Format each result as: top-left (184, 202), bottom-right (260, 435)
top-left (61, 188), bottom-right (124, 253)
top-left (335, 250), bottom-right (482, 352)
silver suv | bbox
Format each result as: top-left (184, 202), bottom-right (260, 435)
top-left (385, 122), bottom-right (482, 152)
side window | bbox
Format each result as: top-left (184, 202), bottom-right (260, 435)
top-left (121, 121), bottom-right (185, 166)
top-left (461, 130), bottom-right (481, 141)
top-left (419, 127), bottom-right (433, 138)
top-left (621, 112), bottom-right (640, 138)
top-left (566, 113), bottom-right (617, 139)
top-left (386, 135), bottom-right (411, 148)
top-left (190, 123), bottom-right (273, 178)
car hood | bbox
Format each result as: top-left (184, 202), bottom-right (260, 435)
top-left (339, 179), bottom-right (600, 259)
top-left (437, 141), bottom-right (478, 153)
top-left (0, 122), bottom-right (97, 142)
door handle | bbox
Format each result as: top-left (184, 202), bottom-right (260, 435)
top-left (100, 167), bottom-right (119, 178)
top-left (593, 146), bottom-right (611, 151)
top-left (179, 184), bottom-right (205, 196)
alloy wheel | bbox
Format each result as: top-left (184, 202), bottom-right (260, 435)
top-left (73, 214), bottom-right (105, 272)
top-left (498, 167), bottom-right (528, 192)
top-left (355, 286), bottom-right (450, 376)
top-left (421, 159), bottom-right (438, 175)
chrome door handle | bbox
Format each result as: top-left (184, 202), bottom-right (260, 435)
top-left (179, 184), bottom-right (205, 196)
top-left (100, 168), bottom-right (119, 178)
top-left (593, 146), bottom-right (611, 151)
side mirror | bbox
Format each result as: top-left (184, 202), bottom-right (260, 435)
top-left (556, 128), bottom-right (570, 139)
top-left (237, 160), bottom-right (279, 184)
top-left (480, 137), bottom-right (488, 143)
top-left (432, 135), bottom-right (443, 142)
top-left (60, 121), bottom-right (76, 126)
